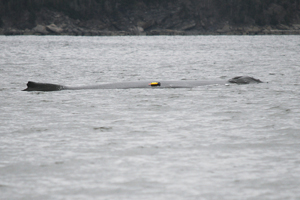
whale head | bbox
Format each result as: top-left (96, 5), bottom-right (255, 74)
top-left (228, 76), bottom-right (263, 84)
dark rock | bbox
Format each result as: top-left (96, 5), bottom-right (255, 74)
top-left (46, 24), bottom-right (63, 34)
top-left (24, 29), bottom-right (34, 35)
top-left (179, 20), bottom-right (196, 30)
top-left (147, 29), bottom-right (185, 35)
top-left (276, 24), bottom-right (289, 30)
top-left (293, 24), bottom-right (300, 30)
top-left (246, 26), bottom-right (262, 34)
top-left (217, 24), bottom-right (231, 33)
top-left (3, 28), bottom-right (24, 35)
top-left (33, 25), bottom-right (48, 35)
top-left (129, 26), bottom-right (145, 35)
top-left (138, 20), bottom-right (156, 30)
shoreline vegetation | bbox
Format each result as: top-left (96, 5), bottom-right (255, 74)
top-left (1, 0), bottom-right (300, 36)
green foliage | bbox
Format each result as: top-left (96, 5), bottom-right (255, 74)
top-left (270, 12), bottom-right (279, 25)
top-left (1, 0), bottom-right (299, 25)
top-left (213, 0), bottom-right (299, 26)
top-left (28, 10), bottom-right (36, 25)
top-left (0, 17), bottom-right (3, 28)
top-left (255, 14), bottom-right (266, 26)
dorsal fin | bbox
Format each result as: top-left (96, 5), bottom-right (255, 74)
top-left (228, 76), bottom-right (263, 84)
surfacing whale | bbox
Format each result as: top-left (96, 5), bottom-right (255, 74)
top-left (23, 76), bottom-right (263, 91)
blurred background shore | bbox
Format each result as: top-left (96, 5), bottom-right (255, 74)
top-left (1, 0), bottom-right (300, 36)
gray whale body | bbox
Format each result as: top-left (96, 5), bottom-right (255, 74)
top-left (23, 76), bottom-right (262, 91)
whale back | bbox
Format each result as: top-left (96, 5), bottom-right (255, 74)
top-left (23, 81), bottom-right (64, 91)
top-left (23, 76), bottom-right (263, 91)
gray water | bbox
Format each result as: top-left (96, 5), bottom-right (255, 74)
top-left (1, 35), bottom-right (300, 200)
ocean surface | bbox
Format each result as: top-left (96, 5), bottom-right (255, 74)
top-left (1, 35), bottom-right (300, 200)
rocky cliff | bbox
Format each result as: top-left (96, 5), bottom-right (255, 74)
top-left (1, 0), bottom-right (300, 35)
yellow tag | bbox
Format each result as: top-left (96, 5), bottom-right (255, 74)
top-left (149, 82), bottom-right (161, 86)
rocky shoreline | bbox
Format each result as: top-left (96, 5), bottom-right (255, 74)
top-left (3, 22), bottom-right (300, 36)
top-left (1, 6), bottom-right (300, 36)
